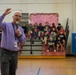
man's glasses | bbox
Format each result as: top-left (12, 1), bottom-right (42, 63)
top-left (15, 15), bottom-right (22, 18)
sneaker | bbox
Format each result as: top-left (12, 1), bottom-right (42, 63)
top-left (54, 50), bottom-right (56, 52)
top-left (47, 50), bottom-right (49, 52)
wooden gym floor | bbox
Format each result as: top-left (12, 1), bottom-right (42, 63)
top-left (11, 57), bottom-right (76, 75)
top-left (0, 57), bottom-right (76, 75)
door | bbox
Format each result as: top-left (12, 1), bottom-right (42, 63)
top-left (72, 33), bottom-right (76, 54)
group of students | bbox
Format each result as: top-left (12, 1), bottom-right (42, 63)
top-left (22, 22), bottom-right (66, 52)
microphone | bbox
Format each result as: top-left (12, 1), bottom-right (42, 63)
top-left (16, 21), bottom-right (19, 24)
top-left (16, 21), bottom-right (19, 29)
top-left (16, 21), bottom-right (22, 35)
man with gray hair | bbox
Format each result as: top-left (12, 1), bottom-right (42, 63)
top-left (0, 8), bottom-right (26, 75)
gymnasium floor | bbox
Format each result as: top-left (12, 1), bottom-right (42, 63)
top-left (0, 57), bottom-right (76, 75)
top-left (14, 57), bottom-right (76, 75)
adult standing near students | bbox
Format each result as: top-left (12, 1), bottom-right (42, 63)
top-left (0, 8), bottom-right (26, 75)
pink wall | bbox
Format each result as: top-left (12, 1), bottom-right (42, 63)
top-left (30, 13), bottom-right (59, 26)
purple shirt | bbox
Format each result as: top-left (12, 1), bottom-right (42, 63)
top-left (0, 14), bottom-right (26, 51)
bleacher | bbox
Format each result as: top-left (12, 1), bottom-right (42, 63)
top-left (20, 39), bottom-right (42, 56)
top-left (19, 19), bottom-right (69, 58)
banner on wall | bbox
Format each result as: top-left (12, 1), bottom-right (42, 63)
top-left (30, 13), bottom-right (59, 26)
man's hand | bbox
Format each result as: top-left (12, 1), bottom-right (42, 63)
top-left (4, 8), bottom-right (11, 15)
top-left (15, 29), bottom-right (22, 37)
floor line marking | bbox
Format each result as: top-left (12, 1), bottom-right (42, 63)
top-left (37, 67), bottom-right (41, 75)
